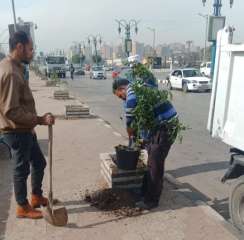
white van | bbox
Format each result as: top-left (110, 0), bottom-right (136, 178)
top-left (200, 62), bottom-right (211, 77)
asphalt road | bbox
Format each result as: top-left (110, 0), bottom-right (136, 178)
top-left (67, 72), bottom-right (231, 220)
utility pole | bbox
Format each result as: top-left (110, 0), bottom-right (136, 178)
top-left (202, 0), bottom-right (234, 78)
top-left (186, 41), bottom-right (193, 65)
top-left (88, 35), bottom-right (102, 66)
top-left (115, 19), bottom-right (139, 58)
top-left (79, 41), bottom-right (86, 67)
top-left (11, 0), bottom-right (17, 31)
top-left (198, 13), bottom-right (208, 63)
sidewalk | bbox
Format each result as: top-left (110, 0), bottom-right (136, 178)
top-left (0, 72), bottom-right (240, 240)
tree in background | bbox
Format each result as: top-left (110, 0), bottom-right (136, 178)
top-left (72, 54), bottom-right (86, 65)
top-left (92, 55), bottom-right (102, 65)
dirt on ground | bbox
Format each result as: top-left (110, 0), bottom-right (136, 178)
top-left (83, 188), bottom-right (142, 217)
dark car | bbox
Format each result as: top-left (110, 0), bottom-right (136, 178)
top-left (117, 67), bottom-right (133, 81)
top-left (74, 67), bottom-right (85, 75)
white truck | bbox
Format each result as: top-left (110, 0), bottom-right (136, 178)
top-left (208, 26), bottom-right (244, 233)
top-left (44, 56), bottom-right (66, 78)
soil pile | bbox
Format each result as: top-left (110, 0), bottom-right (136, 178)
top-left (84, 188), bottom-right (142, 217)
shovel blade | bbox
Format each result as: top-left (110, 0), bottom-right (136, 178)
top-left (43, 206), bottom-right (68, 227)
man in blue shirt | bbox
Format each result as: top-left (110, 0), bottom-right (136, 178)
top-left (113, 78), bottom-right (178, 209)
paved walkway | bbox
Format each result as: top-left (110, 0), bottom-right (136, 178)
top-left (0, 72), bottom-right (240, 240)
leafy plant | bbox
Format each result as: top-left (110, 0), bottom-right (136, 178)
top-left (131, 63), bottom-right (157, 86)
top-left (72, 54), bottom-right (86, 64)
top-left (130, 64), bottom-right (187, 143)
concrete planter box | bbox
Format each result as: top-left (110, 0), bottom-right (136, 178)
top-left (65, 104), bottom-right (90, 119)
top-left (53, 90), bottom-right (70, 100)
top-left (100, 152), bottom-right (147, 189)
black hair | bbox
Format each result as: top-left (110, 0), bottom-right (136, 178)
top-left (9, 31), bottom-right (30, 52)
top-left (112, 78), bottom-right (129, 93)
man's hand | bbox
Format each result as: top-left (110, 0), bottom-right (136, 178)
top-left (38, 113), bottom-right (55, 126)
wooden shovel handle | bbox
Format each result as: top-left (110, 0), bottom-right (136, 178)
top-left (48, 125), bottom-right (53, 209)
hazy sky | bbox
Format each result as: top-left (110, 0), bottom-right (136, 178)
top-left (0, 0), bottom-right (243, 52)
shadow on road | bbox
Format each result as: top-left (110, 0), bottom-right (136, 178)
top-left (172, 181), bottom-right (231, 221)
top-left (167, 161), bottom-right (232, 219)
top-left (0, 144), bottom-right (12, 240)
top-left (168, 161), bottom-right (228, 178)
top-left (211, 197), bottom-right (230, 219)
top-left (167, 161), bottom-right (233, 220)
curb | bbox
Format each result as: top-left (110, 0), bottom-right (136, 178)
top-left (164, 173), bottom-right (243, 240)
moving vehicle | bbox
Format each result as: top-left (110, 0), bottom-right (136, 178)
top-left (90, 66), bottom-right (106, 79)
top-left (200, 62), bottom-right (211, 77)
top-left (104, 66), bottom-right (113, 71)
top-left (74, 67), bottom-right (85, 76)
top-left (208, 27), bottom-right (244, 233)
top-left (117, 67), bottom-right (133, 81)
top-left (44, 56), bottom-right (66, 78)
top-left (168, 68), bottom-right (212, 92)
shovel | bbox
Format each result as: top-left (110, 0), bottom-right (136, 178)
top-left (42, 125), bottom-right (68, 227)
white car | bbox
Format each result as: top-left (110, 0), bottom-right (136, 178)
top-left (200, 62), bottom-right (211, 77)
top-left (90, 66), bottom-right (106, 79)
top-left (168, 68), bottom-right (212, 93)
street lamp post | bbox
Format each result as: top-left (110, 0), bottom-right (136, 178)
top-left (115, 19), bottom-right (139, 58)
top-left (198, 13), bottom-right (208, 63)
top-left (147, 27), bottom-right (156, 57)
top-left (201, 0), bottom-right (234, 78)
top-left (88, 35), bottom-right (102, 66)
top-left (11, 0), bottom-right (17, 31)
top-left (79, 41), bottom-right (86, 66)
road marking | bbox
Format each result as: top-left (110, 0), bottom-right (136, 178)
top-left (104, 124), bottom-right (112, 129)
top-left (97, 119), bottom-right (104, 122)
top-left (113, 131), bottom-right (122, 137)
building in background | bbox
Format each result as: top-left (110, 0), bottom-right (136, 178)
top-left (101, 44), bottom-right (113, 60)
top-left (132, 41), bottom-right (144, 59)
top-left (144, 45), bottom-right (154, 57)
top-left (113, 44), bottom-right (123, 59)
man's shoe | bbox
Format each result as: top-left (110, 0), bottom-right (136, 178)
top-left (135, 201), bottom-right (159, 210)
top-left (16, 203), bottom-right (43, 219)
top-left (31, 194), bottom-right (48, 208)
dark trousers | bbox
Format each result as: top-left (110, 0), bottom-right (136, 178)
top-left (3, 132), bottom-right (46, 206)
top-left (142, 123), bottom-right (176, 204)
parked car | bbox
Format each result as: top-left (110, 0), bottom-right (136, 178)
top-left (104, 66), bottom-right (113, 71)
top-left (200, 62), bottom-right (211, 77)
top-left (168, 68), bottom-right (212, 92)
top-left (74, 67), bottom-right (85, 75)
top-left (90, 66), bottom-right (106, 79)
top-left (117, 67), bottom-right (132, 79)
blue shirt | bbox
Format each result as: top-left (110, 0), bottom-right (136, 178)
top-left (124, 84), bottom-right (177, 139)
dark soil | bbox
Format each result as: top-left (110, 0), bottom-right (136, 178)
top-left (83, 188), bottom-right (142, 217)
